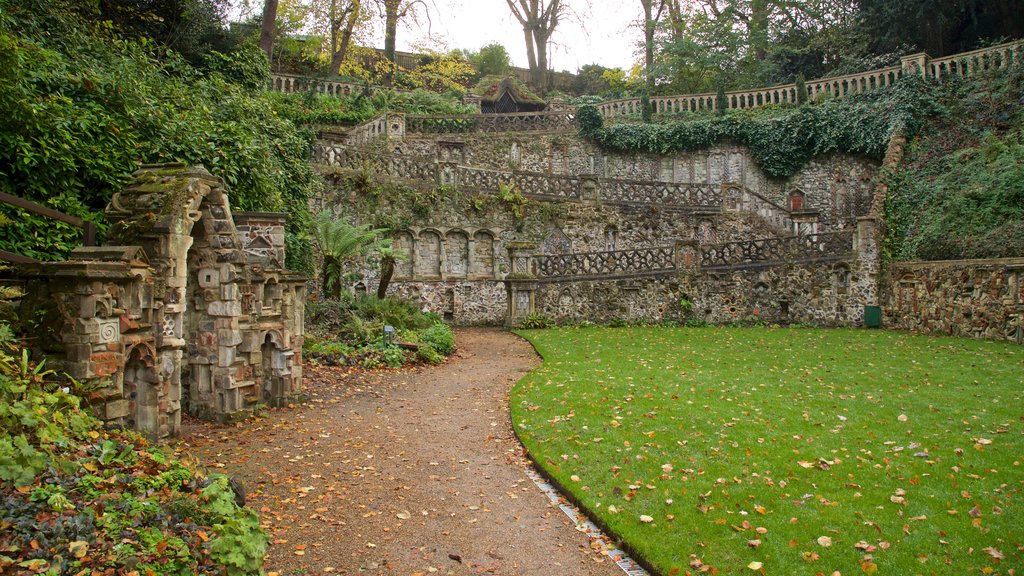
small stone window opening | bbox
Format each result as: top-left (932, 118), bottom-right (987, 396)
top-left (605, 226), bottom-right (618, 251)
top-left (789, 190), bottom-right (806, 211)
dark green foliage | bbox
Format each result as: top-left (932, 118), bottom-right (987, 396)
top-left (304, 295), bottom-right (453, 368)
top-left (885, 67), bottom-right (1024, 260)
top-left (580, 76), bottom-right (937, 178)
top-left (0, 333), bottom-right (266, 573)
top-left (576, 105), bottom-right (605, 136)
top-left (0, 0), bottom-right (317, 269)
top-left (518, 312), bottom-right (553, 329)
top-left (419, 322), bottom-right (455, 355)
top-left (200, 43), bottom-right (271, 92)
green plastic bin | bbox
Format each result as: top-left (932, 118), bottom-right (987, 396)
top-left (863, 305), bottom-right (882, 328)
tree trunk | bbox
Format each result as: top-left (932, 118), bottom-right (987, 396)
top-left (259, 0), bottom-right (279, 61)
top-left (749, 0), bottom-right (768, 61)
top-left (383, 0), bottom-right (399, 85)
top-left (329, 0), bottom-right (361, 76)
top-left (377, 258), bottom-right (395, 299)
top-left (533, 27), bottom-right (548, 91)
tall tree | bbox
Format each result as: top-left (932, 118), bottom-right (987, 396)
top-left (373, 0), bottom-right (429, 85)
top-left (312, 0), bottom-right (363, 75)
top-left (640, 0), bottom-right (667, 93)
top-left (259, 0), bottom-right (279, 59)
top-left (504, 0), bottom-right (566, 91)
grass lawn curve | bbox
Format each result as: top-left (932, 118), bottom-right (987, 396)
top-left (511, 326), bottom-right (1024, 575)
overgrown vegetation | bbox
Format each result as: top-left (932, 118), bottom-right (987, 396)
top-left (0, 0), bottom-right (317, 270)
top-left (0, 328), bottom-right (265, 574)
top-left (578, 75), bottom-right (937, 178)
top-left (513, 326), bottom-right (1024, 575)
top-left (884, 67), bottom-right (1024, 260)
top-left (304, 294), bottom-right (454, 368)
top-left (270, 87), bottom-right (474, 128)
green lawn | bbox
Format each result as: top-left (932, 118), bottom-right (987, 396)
top-left (511, 327), bottom-right (1024, 575)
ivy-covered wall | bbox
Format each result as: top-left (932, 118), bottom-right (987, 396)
top-left (315, 128), bottom-right (879, 326)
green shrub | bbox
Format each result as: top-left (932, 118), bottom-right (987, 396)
top-left (416, 344), bottom-right (444, 365)
top-left (381, 345), bottom-right (406, 368)
top-left (518, 313), bottom-right (553, 329)
top-left (419, 322), bottom-right (455, 355)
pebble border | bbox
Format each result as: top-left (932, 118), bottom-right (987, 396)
top-left (524, 467), bottom-right (649, 576)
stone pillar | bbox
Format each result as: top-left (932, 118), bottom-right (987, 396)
top-left (901, 52), bottom-right (930, 78)
top-left (855, 216), bottom-right (881, 311)
top-left (385, 113), bottom-right (406, 140)
top-left (503, 242), bottom-right (539, 328)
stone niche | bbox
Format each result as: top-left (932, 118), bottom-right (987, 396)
top-left (19, 164), bottom-right (306, 438)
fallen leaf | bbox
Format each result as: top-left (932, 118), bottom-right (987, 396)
top-left (817, 536), bottom-right (833, 547)
top-left (639, 515), bottom-right (654, 523)
top-left (747, 561), bottom-right (763, 570)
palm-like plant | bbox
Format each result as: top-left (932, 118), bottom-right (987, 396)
top-left (374, 245), bottom-right (409, 299)
top-left (312, 213), bottom-right (389, 299)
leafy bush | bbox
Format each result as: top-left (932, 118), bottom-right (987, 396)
top-left (884, 67), bottom-right (1024, 260)
top-left (0, 0), bottom-right (317, 270)
top-left (416, 344), bottom-right (444, 365)
top-left (518, 313), bottom-right (554, 329)
top-left (0, 339), bottom-right (266, 574)
top-left (419, 322), bottom-right (456, 355)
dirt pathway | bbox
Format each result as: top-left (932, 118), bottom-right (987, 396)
top-left (182, 328), bottom-right (622, 576)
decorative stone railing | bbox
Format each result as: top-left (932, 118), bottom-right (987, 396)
top-left (455, 166), bottom-right (582, 201)
top-left (405, 110), bottom-right (577, 134)
top-left (337, 114), bottom-right (388, 146)
top-left (596, 40), bottom-right (1023, 117)
top-left (601, 179), bottom-right (721, 209)
top-left (535, 245), bottom-right (677, 280)
top-left (700, 230), bottom-right (855, 270)
top-left (270, 73), bottom-right (366, 97)
top-left (927, 42), bottom-right (1024, 80)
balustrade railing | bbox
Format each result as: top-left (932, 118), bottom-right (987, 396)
top-left (454, 166), bottom-right (581, 200)
top-left (270, 73), bottom-right (366, 98)
top-left (600, 179), bottom-right (721, 208)
top-left (536, 246), bottom-right (676, 280)
top-left (700, 231), bottom-right (854, 270)
top-left (596, 40), bottom-right (1022, 118)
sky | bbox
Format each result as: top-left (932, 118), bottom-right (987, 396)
top-left (373, 0), bottom-right (643, 72)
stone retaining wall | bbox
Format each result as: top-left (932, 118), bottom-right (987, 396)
top-left (882, 258), bottom-right (1024, 343)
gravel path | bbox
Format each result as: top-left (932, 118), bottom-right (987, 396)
top-left (183, 328), bottom-right (623, 576)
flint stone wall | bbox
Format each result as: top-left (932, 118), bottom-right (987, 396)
top-left (882, 258), bottom-right (1024, 343)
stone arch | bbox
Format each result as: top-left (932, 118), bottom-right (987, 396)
top-left (123, 343), bottom-right (159, 438)
top-left (106, 165), bottom-right (246, 425)
top-left (353, 281), bottom-right (367, 296)
top-left (416, 229), bottom-right (443, 279)
top-left (604, 225), bottom-right (618, 251)
top-left (260, 330), bottom-right (287, 404)
top-left (445, 230), bottom-right (469, 279)
top-left (472, 230), bottom-right (496, 279)
top-left (394, 230), bottom-right (414, 279)
top-left (542, 227), bottom-right (571, 255)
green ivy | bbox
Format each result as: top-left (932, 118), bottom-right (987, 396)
top-left (578, 76), bottom-right (937, 178)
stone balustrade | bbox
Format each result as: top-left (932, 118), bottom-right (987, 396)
top-left (700, 230), bottom-right (855, 271)
top-left (596, 40), bottom-right (1023, 118)
top-left (270, 73), bottom-right (365, 97)
top-left (534, 245), bottom-right (677, 281)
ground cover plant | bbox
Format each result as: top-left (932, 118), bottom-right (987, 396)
top-left (512, 326), bottom-right (1023, 575)
top-left (0, 346), bottom-right (265, 575)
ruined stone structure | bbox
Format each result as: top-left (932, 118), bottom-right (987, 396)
top-left (18, 165), bottom-right (305, 438)
top-left (314, 114), bottom-right (880, 328)
top-left (882, 258), bottom-right (1024, 344)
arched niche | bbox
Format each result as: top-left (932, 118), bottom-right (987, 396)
top-left (416, 230), bottom-right (442, 279)
top-left (445, 230), bottom-right (469, 279)
top-left (472, 230), bottom-right (496, 279)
